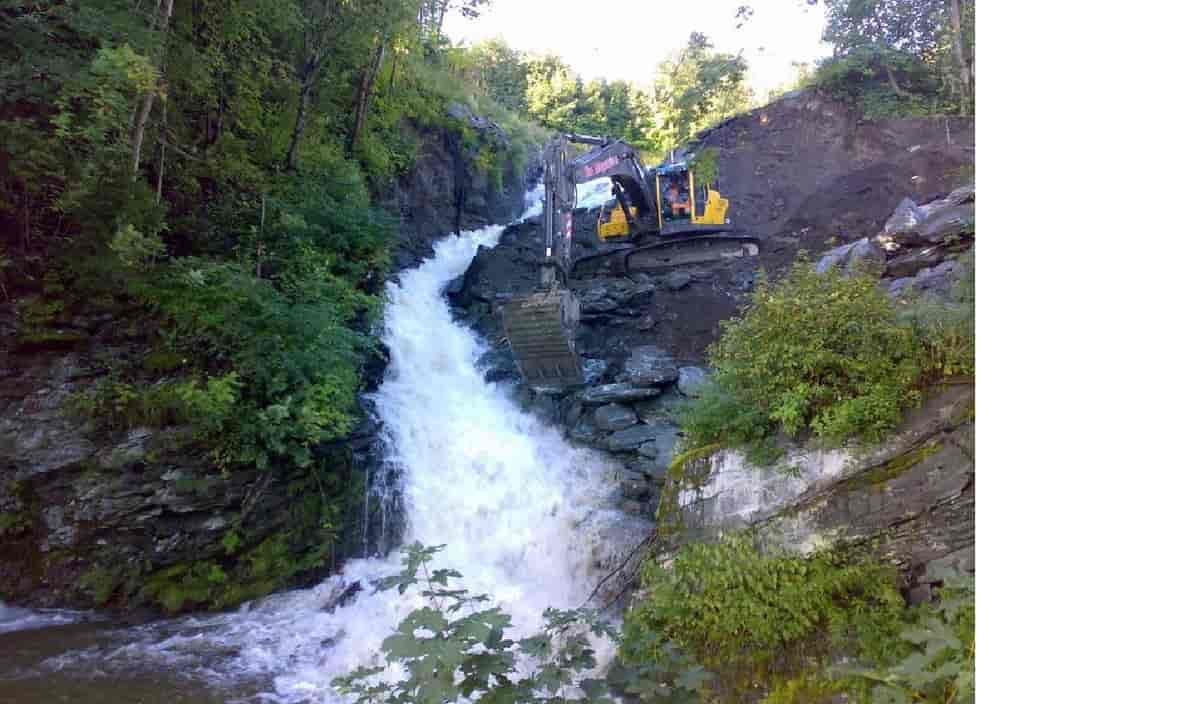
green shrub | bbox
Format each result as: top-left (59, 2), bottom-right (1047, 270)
top-left (900, 254), bottom-right (975, 383)
top-left (690, 258), bottom-right (923, 447)
top-left (141, 561), bottom-right (228, 614)
top-left (70, 373), bottom-right (239, 436)
top-left (673, 384), bottom-right (774, 459)
top-left (837, 572), bottom-right (975, 704)
top-left (625, 536), bottom-right (907, 701)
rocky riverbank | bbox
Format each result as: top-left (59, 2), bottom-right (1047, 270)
top-left (451, 90), bottom-right (975, 594)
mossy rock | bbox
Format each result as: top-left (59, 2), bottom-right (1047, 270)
top-left (842, 440), bottom-right (943, 493)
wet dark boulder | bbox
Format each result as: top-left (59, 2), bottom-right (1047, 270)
top-left (594, 404), bottom-right (638, 432)
top-left (623, 346), bottom-right (679, 387)
top-left (580, 383), bottom-right (662, 405)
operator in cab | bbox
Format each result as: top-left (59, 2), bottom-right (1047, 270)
top-left (665, 178), bottom-right (690, 220)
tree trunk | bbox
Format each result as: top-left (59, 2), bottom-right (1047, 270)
top-left (130, 93), bottom-right (156, 178)
top-left (130, 0), bottom-right (175, 180)
top-left (286, 72), bottom-right (315, 171)
top-left (434, 0), bottom-right (449, 42)
top-left (156, 99), bottom-right (167, 202)
top-left (883, 63), bottom-right (915, 99)
top-left (347, 37), bottom-right (388, 155)
top-left (211, 88), bottom-right (226, 147)
top-left (388, 47), bottom-right (399, 94)
top-left (948, 0), bottom-right (972, 115)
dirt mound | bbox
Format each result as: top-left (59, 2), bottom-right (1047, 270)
top-left (686, 88), bottom-right (974, 272)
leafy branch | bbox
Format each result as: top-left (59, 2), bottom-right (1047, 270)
top-left (335, 543), bottom-right (710, 704)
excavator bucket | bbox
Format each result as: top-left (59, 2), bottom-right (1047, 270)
top-left (501, 289), bottom-right (584, 389)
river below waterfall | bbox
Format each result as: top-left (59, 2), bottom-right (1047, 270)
top-left (0, 183), bottom-right (646, 703)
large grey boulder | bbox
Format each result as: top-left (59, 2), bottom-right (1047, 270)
top-left (633, 388), bottom-right (687, 424)
top-left (881, 198), bottom-right (923, 243)
top-left (814, 237), bottom-right (885, 274)
top-left (629, 425), bottom-right (682, 480)
top-left (887, 276), bottom-right (916, 299)
top-left (584, 279), bottom-right (655, 308)
top-left (594, 403), bottom-right (638, 432)
top-left (580, 383), bottom-right (662, 405)
top-left (568, 419), bottom-right (604, 445)
top-left (625, 345), bottom-right (679, 386)
top-left (618, 469), bottom-right (652, 499)
top-left (579, 293), bottom-right (618, 314)
top-left (913, 260), bottom-right (966, 296)
top-left (916, 204), bottom-right (974, 244)
top-left (879, 186), bottom-right (974, 247)
top-left (885, 245), bottom-right (948, 278)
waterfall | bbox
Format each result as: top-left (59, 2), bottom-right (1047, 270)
top-left (1, 185), bottom-right (647, 703)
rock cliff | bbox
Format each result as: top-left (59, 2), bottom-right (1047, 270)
top-left (0, 104), bottom-right (532, 611)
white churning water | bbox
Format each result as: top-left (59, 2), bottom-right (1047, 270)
top-left (2, 186), bottom-right (643, 703)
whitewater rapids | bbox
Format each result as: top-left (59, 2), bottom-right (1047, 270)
top-left (1, 183), bottom-right (646, 703)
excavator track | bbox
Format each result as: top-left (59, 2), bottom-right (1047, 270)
top-left (570, 246), bottom-right (637, 279)
top-left (500, 289), bottom-right (584, 389)
top-left (622, 235), bottom-right (760, 272)
top-left (569, 235), bottom-right (760, 278)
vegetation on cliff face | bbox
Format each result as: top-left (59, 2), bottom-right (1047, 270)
top-left (678, 255), bottom-right (974, 453)
top-left (807, 0), bottom-right (976, 118)
top-left (0, 0), bottom-right (538, 611)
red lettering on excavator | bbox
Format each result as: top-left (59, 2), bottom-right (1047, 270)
top-left (581, 156), bottom-right (619, 180)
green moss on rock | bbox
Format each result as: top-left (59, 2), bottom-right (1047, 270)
top-left (842, 441), bottom-right (942, 492)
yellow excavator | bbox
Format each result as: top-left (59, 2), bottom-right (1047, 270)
top-left (500, 134), bottom-right (759, 389)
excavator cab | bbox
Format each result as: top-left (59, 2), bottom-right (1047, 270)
top-left (654, 161), bottom-right (730, 233)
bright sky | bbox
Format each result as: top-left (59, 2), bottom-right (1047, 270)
top-left (444, 0), bottom-right (832, 100)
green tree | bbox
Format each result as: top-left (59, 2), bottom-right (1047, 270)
top-left (524, 53), bottom-right (582, 132)
top-left (810, 0), bottom-right (974, 115)
top-left (461, 37), bottom-right (530, 113)
top-left (650, 32), bottom-right (751, 151)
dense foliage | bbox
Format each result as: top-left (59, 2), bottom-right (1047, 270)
top-left (680, 255), bottom-right (974, 451)
top-left (808, 0), bottom-right (975, 117)
top-left (1, 0), bottom-right (536, 610)
top-left (451, 32), bottom-right (751, 157)
top-left (834, 569), bottom-right (975, 704)
top-left (681, 258), bottom-right (924, 448)
top-left (626, 536), bottom-right (908, 701)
